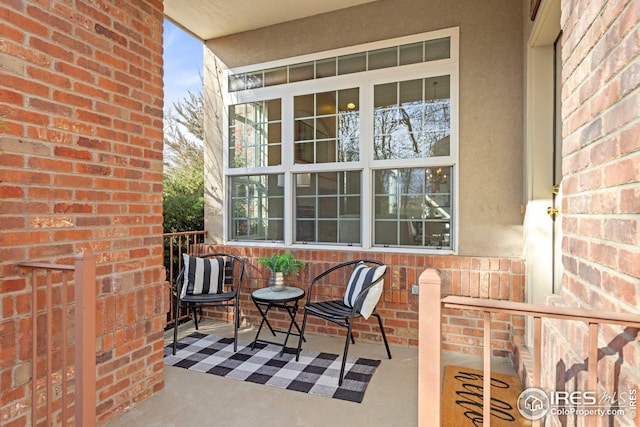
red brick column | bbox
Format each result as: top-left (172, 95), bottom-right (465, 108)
top-left (0, 1), bottom-right (165, 426)
top-left (540, 1), bottom-right (640, 425)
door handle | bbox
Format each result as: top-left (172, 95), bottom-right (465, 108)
top-left (546, 206), bottom-right (559, 220)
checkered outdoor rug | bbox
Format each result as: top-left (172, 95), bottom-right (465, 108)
top-left (164, 332), bottom-right (381, 403)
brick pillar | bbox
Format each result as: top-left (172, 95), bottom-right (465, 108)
top-left (0, 1), bottom-right (166, 425)
top-left (542, 1), bottom-right (640, 425)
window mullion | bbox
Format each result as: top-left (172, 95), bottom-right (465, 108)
top-left (282, 93), bottom-right (294, 245)
top-left (360, 80), bottom-right (374, 249)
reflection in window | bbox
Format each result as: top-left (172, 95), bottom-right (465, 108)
top-left (294, 88), bottom-right (360, 164)
top-left (374, 76), bottom-right (450, 160)
top-left (295, 171), bottom-right (361, 244)
top-left (230, 174), bottom-right (284, 241)
top-left (229, 99), bottom-right (281, 168)
top-left (374, 167), bottom-right (451, 248)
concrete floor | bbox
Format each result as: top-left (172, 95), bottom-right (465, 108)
top-left (105, 320), bottom-right (516, 427)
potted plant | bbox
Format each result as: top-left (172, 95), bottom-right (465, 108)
top-left (257, 253), bottom-right (305, 292)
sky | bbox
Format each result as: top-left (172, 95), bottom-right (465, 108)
top-left (163, 19), bottom-right (203, 112)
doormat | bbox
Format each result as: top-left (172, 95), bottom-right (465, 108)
top-left (442, 365), bottom-right (531, 427)
top-left (164, 332), bottom-right (381, 403)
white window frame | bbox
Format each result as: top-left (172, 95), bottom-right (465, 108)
top-left (223, 27), bottom-right (459, 254)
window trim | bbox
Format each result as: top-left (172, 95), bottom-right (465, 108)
top-left (223, 27), bottom-right (459, 254)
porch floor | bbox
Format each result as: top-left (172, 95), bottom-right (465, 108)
top-left (104, 320), bottom-right (517, 427)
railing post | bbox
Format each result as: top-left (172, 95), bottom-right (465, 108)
top-left (74, 252), bottom-right (96, 427)
top-left (419, 268), bottom-right (442, 427)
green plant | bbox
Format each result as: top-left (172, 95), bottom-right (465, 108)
top-left (257, 253), bottom-right (305, 276)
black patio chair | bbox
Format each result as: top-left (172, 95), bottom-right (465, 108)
top-left (172, 253), bottom-right (244, 354)
top-left (295, 259), bottom-right (392, 386)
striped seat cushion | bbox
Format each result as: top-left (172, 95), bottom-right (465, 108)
top-left (181, 255), bottom-right (226, 297)
top-left (343, 262), bottom-right (386, 319)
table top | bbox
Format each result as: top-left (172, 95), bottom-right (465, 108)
top-left (251, 286), bottom-right (304, 303)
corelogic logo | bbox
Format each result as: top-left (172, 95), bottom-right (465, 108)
top-left (517, 388), bottom-right (550, 420)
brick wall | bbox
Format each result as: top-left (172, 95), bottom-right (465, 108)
top-left (0, 1), bottom-right (165, 426)
top-left (199, 245), bottom-right (525, 357)
top-left (539, 1), bottom-right (640, 425)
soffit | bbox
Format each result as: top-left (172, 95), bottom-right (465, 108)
top-left (164, 0), bottom-right (378, 41)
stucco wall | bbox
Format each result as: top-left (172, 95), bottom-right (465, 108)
top-left (205, 0), bottom-right (523, 256)
top-left (203, 0), bottom-right (524, 257)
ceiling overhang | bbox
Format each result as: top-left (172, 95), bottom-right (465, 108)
top-left (164, 0), bottom-right (378, 41)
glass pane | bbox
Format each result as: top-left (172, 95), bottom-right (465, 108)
top-left (339, 219), bottom-right (360, 244)
top-left (317, 220), bottom-right (337, 242)
top-left (374, 167), bottom-right (452, 248)
top-left (315, 116), bottom-right (336, 139)
top-left (267, 99), bottom-right (281, 121)
top-left (295, 88), bottom-right (359, 164)
top-left (318, 172), bottom-right (337, 195)
top-left (295, 142), bottom-right (314, 163)
top-left (374, 82), bottom-right (397, 108)
top-left (228, 74), bottom-right (245, 92)
top-left (338, 88), bottom-right (359, 113)
top-left (316, 92), bottom-right (336, 115)
top-left (296, 198), bottom-right (315, 217)
top-left (399, 42), bottom-right (423, 65)
top-left (316, 58), bottom-right (336, 78)
top-left (316, 140), bottom-right (336, 163)
top-left (425, 37), bottom-right (450, 61)
top-left (264, 67), bottom-right (287, 86)
top-left (369, 47), bottom-right (398, 70)
top-left (375, 221), bottom-right (397, 245)
top-left (296, 220), bottom-right (315, 241)
top-left (267, 123), bottom-right (281, 143)
top-left (245, 71), bottom-right (263, 89)
top-left (230, 175), bottom-right (284, 241)
top-left (290, 62), bottom-right (314, 82)
top-left (340, 196), bottom-right (360, 215)
top-left (400, 79), bottom-right (423, 105)
top-left (294, 172), bottom-right (361, 244)
top-left (425, 222), bottom-right (450, 247)
top-left (318, 197), bottom-right (337, 218)
top-left (341, 171), bottom-right (361, 195)
top-left (294, 94), bottom-right (314, 119)
top-left (374, 76), bottom-right (450, 160)
top-left (267, 144), bottom-right (281, 166)
top-left (338, 52), bottom-right (366, 75)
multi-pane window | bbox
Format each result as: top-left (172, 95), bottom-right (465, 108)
top-left (229, 99), bottom-right (281, 168)
top-left (294, 88), bottom-right (360, 164)
top-left (295, 171), bottom-right (361, 244)
top-left (226, 29), bottom-right (458, 251)
top-left (374, 76), bottom-right (450, 160)
top-left (229, 174), bottom-right (284, 241)
top-left (374, 167), bottom-right (451, 248)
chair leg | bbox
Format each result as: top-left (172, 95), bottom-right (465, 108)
top-left (172, 300), bottom-right (180, 355)
top-left (374, 312), bottom-right (392, 359)
top-left (339, 321), bottom-right (354, 387)
top-left (295, 310), bottom-right (309, 361)
top-left (191, 303), bottom-right (199, 330)
top-left (233, 300), bottom-right (239, 352)
top-left (344, 318), bottom-right (356, 344)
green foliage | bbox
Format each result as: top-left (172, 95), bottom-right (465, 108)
top-left (163, 91), bottom-right (205, 233)
top-left (257, 253), bottom-right (305, 276)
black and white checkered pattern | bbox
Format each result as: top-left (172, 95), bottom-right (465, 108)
top-left (164, 332), bottom-right (380, 403)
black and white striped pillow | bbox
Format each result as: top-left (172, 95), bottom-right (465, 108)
top-left (343, 262), bottom-right (386, 319)
top-left (181, 255), bottom-right (225, 297)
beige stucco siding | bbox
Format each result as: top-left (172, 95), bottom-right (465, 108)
top-left (203, 0), bottom-right (524, 257)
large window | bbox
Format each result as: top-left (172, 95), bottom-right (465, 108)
top-left (225, 29), bottom-right (458, 252)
